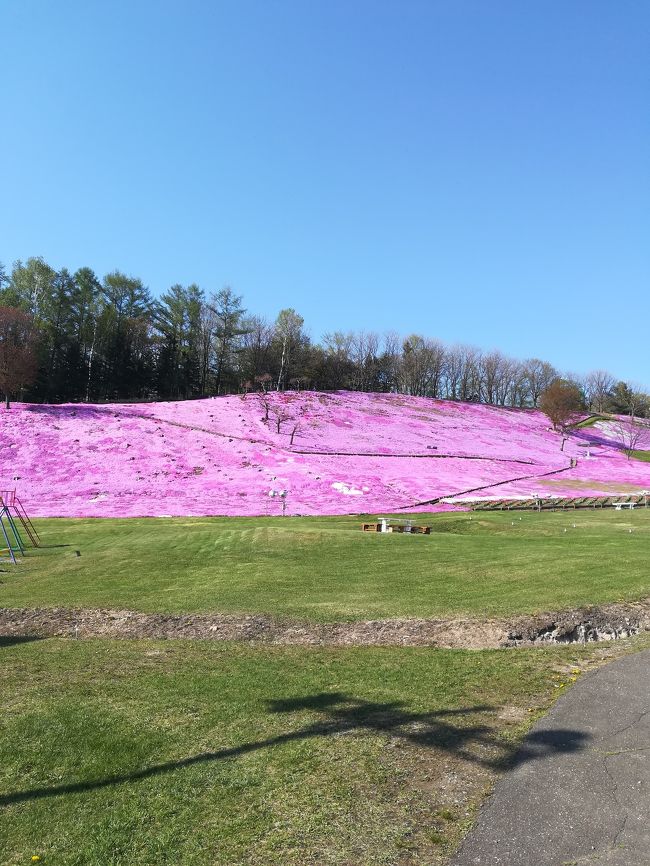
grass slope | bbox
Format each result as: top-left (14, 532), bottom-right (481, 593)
top-left (3, 511), bottom-right (649, 620)
top-left (0, 637), bottom-right (618, 866)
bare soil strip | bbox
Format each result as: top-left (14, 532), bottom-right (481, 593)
top-left (2, 601), bottom-right (649, 648)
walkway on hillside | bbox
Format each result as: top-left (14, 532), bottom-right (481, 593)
top-left (452, 649), bottom-right (650, 865)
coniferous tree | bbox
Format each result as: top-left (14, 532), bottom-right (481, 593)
top-left (1, 252), bottom-right (646, 410)
top-left (209, 287), bottom-right (247, 395)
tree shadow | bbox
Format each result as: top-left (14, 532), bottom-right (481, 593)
top-left (24, 404), bottom-right (138, 421)
top-left (573, 429), bottom-right (626, 452)
top-left (0, 692), bottom-right (589, 807)
top-left (266, 693), bottom-right (588, 771)
top-left (0, 635), bottom-right (44, 649)
top-left (36, 544), bottom-right (72, 549)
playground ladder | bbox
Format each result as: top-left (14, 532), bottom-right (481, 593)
top-left (11, 494), bottom-right (41, 547)
top-left (0, 490), bottom-right (40, 548)
top-left (0, 505), bottom-right (25, 563)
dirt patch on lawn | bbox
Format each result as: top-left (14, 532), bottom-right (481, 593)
top-left (1, 601), bottom-right (649, 648)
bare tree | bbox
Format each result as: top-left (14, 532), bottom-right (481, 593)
top-left (259, 393), bottom-right (271, 422)
top-left (323, 331), bottom-right (353, 356)
top-left (506, 361), bottom-right (530, 407)
top-left (398, 335), bottom-right (445, 397)
top-left (442, 344), bottom-right (463, 400)
top-left (442, 344), bottom-right (485, 402)
top-left (624, 385), bottom-right (649, 419)
top-left (271, 405), bottom-right (291, 434)
top-left (289, 421), bottom-right (302, 445)
top-left (522, 358), bottom-right (558, 407)
top-left (582, 370), bottom-right (615, 414)
top-left (349, 331), bottom-right (380, 391)
top-left (0, 307), bottom-right (39, 408)
top-left (458, 346), bottom-right (482, 402)
top-left (254, 372), bottom-right (273, 393)
top-left (239, 316), bottom-right (274, 384)
top-left (611, 416), bottom-right (650, 459)
top-left (322, 330), bottom-right (354, 389)
top-left (478, 351), bottom-right (521, 406)
top-left (289, 376), bottom-right (308, 391)
top-left (378, 331), bottom-right (401, 392)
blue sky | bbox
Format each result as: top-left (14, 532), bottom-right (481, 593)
top-left (1, 0), bottom-right (648, 384)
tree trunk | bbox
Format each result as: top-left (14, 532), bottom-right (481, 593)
top-left (85, 320), bottom-right (97, 402)
top-left (277, 339), bottom-right (288, 391)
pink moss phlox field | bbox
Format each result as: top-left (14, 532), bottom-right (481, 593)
top-left (2, 392), bottom-right (649, 517)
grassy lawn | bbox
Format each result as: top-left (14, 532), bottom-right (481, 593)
top-left (571, 414), bottom-right (608, 428)
top-left (2, 511), bottom-right (650, 620)
top-left (629, 449), bottom-right (650, 462)
top-left (0, 635), bottom-right (626, 866)
top-left (3, 512), bottom-right (650, 864)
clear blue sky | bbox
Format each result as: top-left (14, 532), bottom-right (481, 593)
top-left (1, 0), bottom-right (648, 385)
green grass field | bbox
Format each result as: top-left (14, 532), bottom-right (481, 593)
top-left (2, 510), bottom-right (649, 864)
top-left (3, 510), bottom-right (649, 620)
top-left (1, 635), bottom-right (632, 866)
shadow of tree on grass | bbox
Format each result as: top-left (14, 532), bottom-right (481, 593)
top-left (0, 692), bottom-right (589, 807)
top-left (0, 635), bottom-right (44, 649)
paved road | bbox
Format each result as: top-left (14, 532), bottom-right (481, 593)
top-left (452, 649), bottom-right (650, 865)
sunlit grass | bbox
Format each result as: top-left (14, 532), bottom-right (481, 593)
top-left (2, 510), bottom-right (649, 620)
top-left (0, 636), bottom-right (619, 865)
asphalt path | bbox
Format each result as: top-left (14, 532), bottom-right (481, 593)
top-left (452, 649), bottom-right (650, 865)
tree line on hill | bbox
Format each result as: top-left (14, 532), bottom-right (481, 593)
top-left (0, 255), bottom-right (648, 417)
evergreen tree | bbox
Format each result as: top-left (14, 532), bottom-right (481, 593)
top-left (209, 287), bottom-right (247, 394)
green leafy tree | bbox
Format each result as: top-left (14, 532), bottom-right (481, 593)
top-left (8, 258), bottom-right (74, 400)
top-left (607, 381), bottom-right (649, 418)
top-left (275, 308), bottom-right (305, 390)
top-left (9, 257), bottom-right (57, 317)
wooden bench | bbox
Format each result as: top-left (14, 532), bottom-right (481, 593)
top-left (362, 521), bottom-right (431, 535)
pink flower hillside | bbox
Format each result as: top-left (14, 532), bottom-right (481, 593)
top-left (2, 392), bottom-right (649, 517)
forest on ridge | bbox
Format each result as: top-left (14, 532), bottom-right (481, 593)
top-left (0, 255), bottom-right (645, 416)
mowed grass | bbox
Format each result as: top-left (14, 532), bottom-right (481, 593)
top-left (0, 636), bottom-right (621, 866)
top-left (2, 510), bottom-right (650, 620)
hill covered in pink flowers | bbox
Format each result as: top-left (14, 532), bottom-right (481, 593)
top-left (2, 391), bottom-right (649, 517)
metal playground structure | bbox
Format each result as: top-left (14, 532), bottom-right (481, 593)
top-left (0, 489), bottom-right (40, 564)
